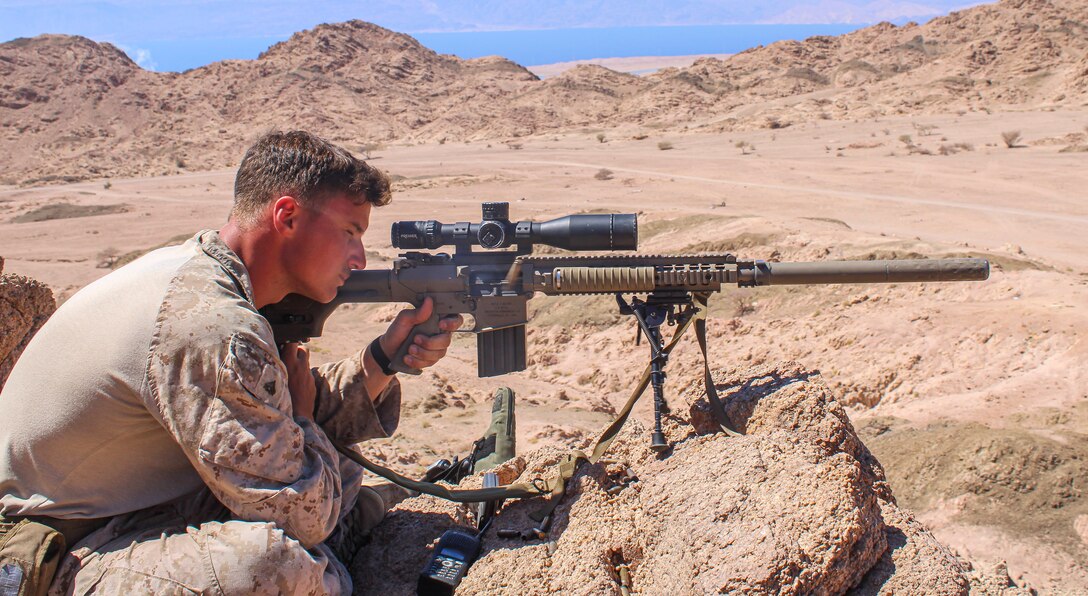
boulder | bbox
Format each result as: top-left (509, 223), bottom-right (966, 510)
top-left (850, 501), bottom-right (970, 595)
top-left (351, 362), bottom-right (970, 595)
top-left (0, 258), bottom-right (56, 387)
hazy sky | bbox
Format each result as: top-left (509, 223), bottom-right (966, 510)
top-left (1, 0), bottom-right (988, 71)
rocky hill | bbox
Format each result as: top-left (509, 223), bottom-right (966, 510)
top-left (1, 0), bottom-right (1086, 184)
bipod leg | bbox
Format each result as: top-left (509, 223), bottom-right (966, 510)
top-left (627, 299), bottom-right (671, 452)
top-left (647, 325), bottom-right (669, 452)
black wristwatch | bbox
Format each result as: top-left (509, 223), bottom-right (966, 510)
top-left (369, 338), bottom-right (396, 376)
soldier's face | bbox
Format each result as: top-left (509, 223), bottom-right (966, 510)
top-left (286, 193), bottom-right (371, 303)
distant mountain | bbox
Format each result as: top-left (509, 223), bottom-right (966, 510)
top-left (1, 0), bottom-right (1085, 185)
top-left (766, 0), bottom-right (957, 23)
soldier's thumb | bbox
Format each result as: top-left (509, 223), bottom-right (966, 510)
top-left (407, 296), bottom-right (434, 325)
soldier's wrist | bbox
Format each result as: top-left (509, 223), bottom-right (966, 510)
top-left (369, 337), bottom-right (396, 376)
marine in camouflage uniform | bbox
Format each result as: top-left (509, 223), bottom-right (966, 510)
top-left (0, 132), bottom-right (460, 595)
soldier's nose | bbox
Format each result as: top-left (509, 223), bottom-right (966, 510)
top-left (348, 243), bottom-right (366, 270)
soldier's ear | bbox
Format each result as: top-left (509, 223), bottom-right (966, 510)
top-left (271, 196), bottom-right (302, 235)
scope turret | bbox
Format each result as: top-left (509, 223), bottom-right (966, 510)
top-left (391, 202), bottom-right (638, 252)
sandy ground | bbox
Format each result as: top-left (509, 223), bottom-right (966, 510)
top-left (2, 108), bottom-right (1086, 592)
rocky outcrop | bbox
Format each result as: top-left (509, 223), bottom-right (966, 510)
top-left (0, 257), bottom-right (56, 387)
top-left (851, 502), bottom-right (971, 594)
top-left (351, 362), bottom-right (970, 594)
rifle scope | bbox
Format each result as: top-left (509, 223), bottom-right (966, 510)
top-left (391, 202), bottom-right (637, 251)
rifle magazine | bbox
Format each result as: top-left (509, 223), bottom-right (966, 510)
top-left (477, 325), bottom-right (526, 377)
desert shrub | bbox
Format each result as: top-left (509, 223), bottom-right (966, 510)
top-left (898, 135), bottom-right (914, 147)
top-left (632, 133), bottom-right (648, 140)
top-left (733, 296), bottom-right (756, 317)
top-left (594, 168), bottom-right (614, 181)
top-left (96, 247), bottom-right (119, 269)
top-left (938, 142), bottom-right (975, 155)
top-left (735, 140), bottom-right (754, 155)
top-left (913, 123), bottom-right (938, 136)
top-left (657, 141), bottom-right (674, 151)
top-left (103, 180), bottom-right (112, 190)
top-left (1001, 130), bottom-right (1022, 148)
top-left (360, 142), bottom-right (386, 158)
top-left (596, 133), bottom-right (606, 143)
top-left (508, 143), bottom-right (523, 150)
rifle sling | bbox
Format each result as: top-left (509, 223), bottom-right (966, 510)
top-left (331, 292), bottom-right (742, 515)
top-left (693, 292), bottom-right (744, 438)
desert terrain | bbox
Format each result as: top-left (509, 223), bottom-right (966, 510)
top-left (2, 107), bottom-right (1086, 591)
top-left (2, 0), bottom-right (1087, 592)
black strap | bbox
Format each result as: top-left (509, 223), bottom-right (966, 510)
top-left (369, 338), bottom-right (396, 376)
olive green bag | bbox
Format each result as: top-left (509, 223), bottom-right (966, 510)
top-left (0, 517), bottom-right (65, 596)
top-left (472, 387), bottom-right (516, 472)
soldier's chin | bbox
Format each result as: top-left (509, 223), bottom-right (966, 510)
top-left (299, 285), bottom-right (339, 304)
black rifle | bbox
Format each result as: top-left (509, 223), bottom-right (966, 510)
top-left (263, 202), bottom-right (988, 451)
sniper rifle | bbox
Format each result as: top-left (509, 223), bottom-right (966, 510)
top-left (262, 201), bottom-right (989, 453)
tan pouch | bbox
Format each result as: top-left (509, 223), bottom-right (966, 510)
top-left (0, 518), bottom-right (65, 596)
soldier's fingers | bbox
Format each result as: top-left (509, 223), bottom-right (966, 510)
top-left (438, 314), bottom-right (463, 332)
top-left (408, 342), bottom-right (448, 363)
top-left (281, 341), bottom-right (300, 360)
top-left (405, 351), bottom-right (444, 369)
top-left (413, 330), bottom-right (453, 351)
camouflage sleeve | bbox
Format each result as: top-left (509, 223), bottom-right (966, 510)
top-left (147, 330), bottom-right (342, 549)
top-left (310, 351), bottom-right (401, 445)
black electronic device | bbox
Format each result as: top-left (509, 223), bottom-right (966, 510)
top-left (417, 529), bottom-right (482, 595)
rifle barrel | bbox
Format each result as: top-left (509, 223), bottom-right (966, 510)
top-left (743, 258), bottom-right (989, 286)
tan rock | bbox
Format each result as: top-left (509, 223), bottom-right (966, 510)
top-left (850, 501), bottom-right (970, 595)
top-left (351, 363), bottom-right (966, 595)
top-left (0, 262), bottom-right (56, 387)
top-left (1076, 514), bottom-right (1088, 547)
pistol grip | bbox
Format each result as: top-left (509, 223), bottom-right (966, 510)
top-left (390, 310), bottom-right (442, 375)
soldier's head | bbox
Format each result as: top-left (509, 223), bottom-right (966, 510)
top-left (232, 130), bottom-right (391, 226)
top-left (230, 131), bottom-right (392, 303)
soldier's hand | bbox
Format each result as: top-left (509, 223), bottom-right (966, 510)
top-left (281, 342), bottom-right (317, 420)
top-left (379, 297), bottom-right (463, 371)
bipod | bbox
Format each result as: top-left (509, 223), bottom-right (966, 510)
top-left (617, 292), bottom-right (697, 452)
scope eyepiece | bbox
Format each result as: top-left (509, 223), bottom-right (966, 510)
top-left (390, 202), bottom-right (638, 252)
top-left (390, 219), bottom-right (444, 250)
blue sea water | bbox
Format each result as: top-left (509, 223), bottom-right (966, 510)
top-left (414, 24), bottom-right (864, 66)
top-left (131, 24), bottom-right (864, 73)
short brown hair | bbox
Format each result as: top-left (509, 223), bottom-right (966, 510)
top-left (231, 131), bottom-right (391, 224)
